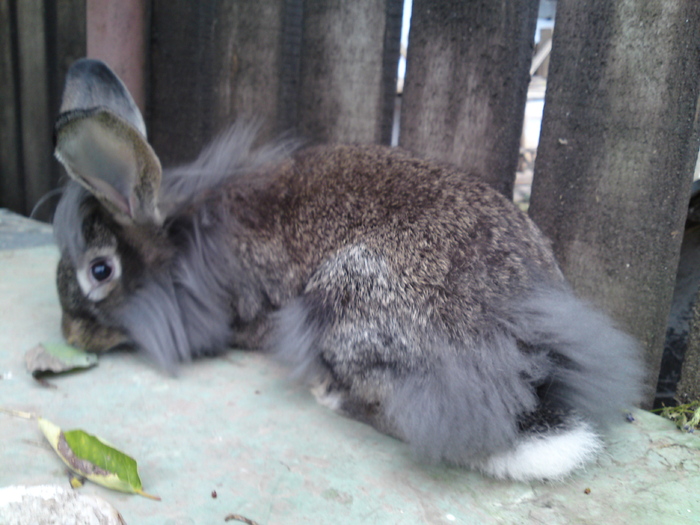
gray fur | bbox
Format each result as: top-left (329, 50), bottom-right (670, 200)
top-left (159, 121), bottom-right (299, 216)
top-left (53, 181), bottom-right (89, 264)
top-left (115, 219), bottom-right (236, 369)
top-left (510, 287), bottom-right (647, 426)
top-left (271, 257), bottom-right (644, 467)
top-left (385, 286), bottom-right (645, 466)
top-left (52, 59), bottom-right (644, 481)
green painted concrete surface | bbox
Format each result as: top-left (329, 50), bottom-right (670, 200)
top-left (1, 244), bottom-right (699, 524)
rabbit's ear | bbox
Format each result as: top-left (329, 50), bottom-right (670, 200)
top-left (59, 58), bottom-right (146, 137)
top-left (55, 108), bottom-right (162, 226)
top-left (55, 59), bottom-right (162, 225)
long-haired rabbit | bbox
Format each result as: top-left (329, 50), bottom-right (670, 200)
top-left (52, 59), bottom-right (643, 482)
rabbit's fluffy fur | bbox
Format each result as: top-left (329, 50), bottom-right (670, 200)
top-left (52, 59), bottom-right (644, 482)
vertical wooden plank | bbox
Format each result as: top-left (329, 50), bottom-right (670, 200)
top-left (400, 0), bottom-right (539, 197)
top-left (51, 1), bottom-right (87, 124)
top-left (528, 1), bottom-right (700, 406)
top-left (149, 0), bottom-right (288, 166)
top-left (277, 0), bottom-right (304, 134)
top-left (380, 0), bottom-right (404, 145)
top-left (226, 1), bottom-right (288, 138)
top-left (45, 0), bottom-right (86, 217)
top-left (0, 0), bottom-right (24, 214)
top-left (86, 0), bottom-right (146, 113)
top-left (54, 0), bottom-right (87, 90)
top-left (296, 0), bottom-right (403, 145)
top-left (15, 0), bottom-right (53, 219)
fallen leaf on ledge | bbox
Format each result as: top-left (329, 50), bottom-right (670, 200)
top-left (38, 417), bottom-right (160, 501)
top-left (25, 342), bottom-right (98, 376)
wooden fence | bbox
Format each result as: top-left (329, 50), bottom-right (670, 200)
top-left (1, 0), bottom-right (700, 408)
top-left (0, 0), bottom-right (85, 221)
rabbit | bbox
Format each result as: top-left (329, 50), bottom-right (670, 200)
top-left (52, 58), bottom-right (644, 482)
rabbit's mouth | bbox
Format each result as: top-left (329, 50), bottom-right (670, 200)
top-left (61, 310), bottom-right (132, 354)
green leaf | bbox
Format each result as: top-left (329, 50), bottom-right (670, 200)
top-left (25, 342), bottom-right (98, 375)
top-left (37, 417), bottom-right (160, 500)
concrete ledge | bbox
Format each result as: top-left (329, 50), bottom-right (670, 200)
top-left (1, 244), bottom-right (698, 524)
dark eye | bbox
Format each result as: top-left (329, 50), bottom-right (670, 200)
top-left (90, 259), bottom-right (113, 282)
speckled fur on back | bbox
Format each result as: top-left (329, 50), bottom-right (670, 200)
top-left (52, 59), bottom-right (644, 482)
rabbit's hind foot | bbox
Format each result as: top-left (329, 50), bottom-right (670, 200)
top-left (309, 376), bottom-right (344, 412)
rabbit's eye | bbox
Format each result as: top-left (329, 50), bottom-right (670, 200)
top-left (90, 259), bottom-right (113, 282)
top-left (78, 253), bottom-right (121, 301)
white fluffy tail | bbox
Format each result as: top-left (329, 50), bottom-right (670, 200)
top-left (474, 420), bottom-right (603, 482)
